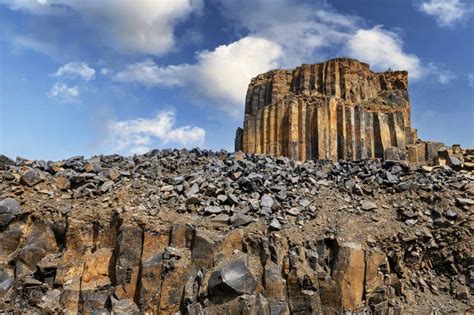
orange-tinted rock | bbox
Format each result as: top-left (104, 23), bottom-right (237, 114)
top-left (237, 58), bottom-right (423, 162)
top-left (333, 242), bottom-right (366, 310)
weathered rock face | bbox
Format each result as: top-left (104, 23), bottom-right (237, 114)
top-left (1, 149), bottom-right (472, 313)
top-left (236, 58), bottom-right (423, 161)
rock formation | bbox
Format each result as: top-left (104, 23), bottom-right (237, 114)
top-left (235, 58), bottom-right (444, 163)
top-left (0, 150), bottom-right (473, 313)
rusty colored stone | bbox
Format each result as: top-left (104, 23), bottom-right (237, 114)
top-left (236, 58), bottom-right (435, 162)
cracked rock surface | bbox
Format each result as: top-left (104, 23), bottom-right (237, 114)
top-left (0, 149), bottom-right (472, 313)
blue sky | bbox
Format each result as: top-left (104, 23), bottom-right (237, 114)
top-left (0, 0), bottom-right (473, 160)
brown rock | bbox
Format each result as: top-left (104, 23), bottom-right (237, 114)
top-left (53, 175), bottom-right (70, 190)
top-left (237, 58), bottom-right (415, 161)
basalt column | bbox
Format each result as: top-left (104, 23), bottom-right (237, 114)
top-left (236, 58), bottom-right (416, 161)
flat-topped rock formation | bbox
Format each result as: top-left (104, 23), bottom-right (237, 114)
top-left (235, 58), bottom-right (439, 163)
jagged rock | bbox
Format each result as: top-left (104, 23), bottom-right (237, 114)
top-left (0, 154), bottom-right (14, 170)
top-left (0, 148), bottom-right (472, 314)
top-left (20, 169), bottom-right (42, 186)
top-left (269, 218), bottom-right (281, 230)
top-left (0, 198), bottom-right (21, 228)
top-left (208, 256), bottom-right (256, 296)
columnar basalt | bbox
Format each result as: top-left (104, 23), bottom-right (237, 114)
top-left (235, 58), bottom-right (421, 161)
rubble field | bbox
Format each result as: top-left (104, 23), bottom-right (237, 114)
top-left (0, 149), bottom-right (472, 314)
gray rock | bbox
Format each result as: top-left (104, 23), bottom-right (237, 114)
top-left (228, 193), bottom-right (239, 205)
top-left (456, 198), bottom-right (474, 206)
top-left (230, 214), bottom-right (252, 227)
top-left (0, 198), bottom-right (21, 227)
top-left (0, 154), bottom-right (14, 170)
top-left (385, 171), bottom-right (399, 184)
top-left (217, 194), bottom-right (227, 203)
top-left (286, 208), bottom-right (300, 216)
top-left (186, 183), bottom-right (200, 197)
top-left (172, 176), bottom-right (184, 185)
top-left (100, 180), bottom-right (114, 193)
top-left (298, 199), bottom-right (311, 208)
top-left (445, 209), bottom-right (457, 219)
top-left (269, 218), bottom-right (281, 230)
top-left (448, 155), bottom-right (462, 167)
top-left (205, 206), bottom-right (222, 214)
top-left (261, 194), bottom-right (273, 208)
top-left (20, 169), bottom-right (41, 186)
top-left (208, 256), bottom-right (256, 296)
top-left (0, 268), bottom-right (14, 292)
top-left (361, 201), bottom-right (378, 211)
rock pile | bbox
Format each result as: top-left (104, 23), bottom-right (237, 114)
top-left (0, 149), bottom-right (472, 313)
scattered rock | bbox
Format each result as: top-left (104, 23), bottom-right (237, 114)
top-left (361, 201), bottom-right (378, 211)
top-left (205, 206), bottom-right (222, 215)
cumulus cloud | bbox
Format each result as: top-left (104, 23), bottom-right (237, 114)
top-left (3, 0), bottom-right (202, 55)
top-left (105, 110), bottom-right (205, 154)
top-left (114, 36), bottom-right (282, 117)
top-left (112, 1), bottom-right (449, 117)
top-left (47, 82), bottom-right (80, 103)
top-left (186, 36), bottom-right (282, 116)
top-left (54, 62), bottom-right (95, 81)
top-left (417, 0), bottom-right (470, 27)
top-left (347, 26), bottom-right (424, 79)
top-left (215, 0), bottom-right (357, 67)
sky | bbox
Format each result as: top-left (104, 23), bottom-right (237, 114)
top-left (0, 0), bottom-right (473, 160)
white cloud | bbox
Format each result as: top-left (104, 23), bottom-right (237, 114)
top-left (186, 36), bottom-right (282, 116)
top-left (113, 36), bottom-right (282, 117)
top-left (417, 0), bottom-right (469, 27)
top-left (105, 110), bottom-right (205, 154)
top-left (468, 74), bottom-right (474, 88)
top-left (47, 82), bottom-right (80, 103)
top-left (347, 26), bottom-right (424, 79)
top-left (113, 1), bottom-right (449, 117)
top-left (215, 0), bottom-right (357, 67)
top-left (113, 60), bottom-right (186, 87)
top-left (427, 63), bottom-right (456, 84)
top-left (4, 0), bottom-right (203, 55)
top-left (54, 62), bottom-right (95, 81)
top-left (99, 68), bottom-right (109, 76)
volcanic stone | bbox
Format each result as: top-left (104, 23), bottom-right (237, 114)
top-left (20, 169), bottom-right (41, 186)
top-left (208, 256), bottom-right (256, 295)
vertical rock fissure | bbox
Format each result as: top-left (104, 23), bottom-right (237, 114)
top-left (133, 227), bottom-right (145, 308)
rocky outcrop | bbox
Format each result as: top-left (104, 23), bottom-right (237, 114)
top-left (236, 58), bottom-right (446, 164)
top-left (1, 149), bottom-right (473, 313)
